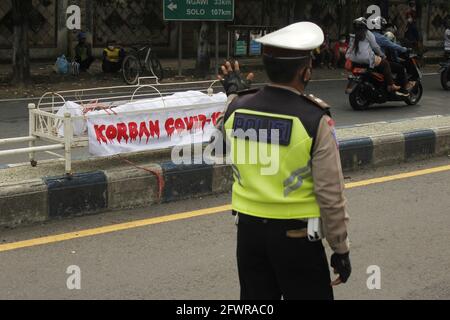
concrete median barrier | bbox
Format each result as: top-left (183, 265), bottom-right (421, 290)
top-left (340, 129), bottom-right (442, 171)
top-left (433, 126), bottom-right (450, 157)
top-left (212, 164), bottom-right (233, 194)
top-left (161, 162), bottom-right (214, 203)
top-left (0, 179), bottom-right (48, 226)
top-left (44, 171), bottom-right (108, 218)
top-left (371, 133), bottom-right (405, 167)
top-left (105, 165), bottom-right (162, 210)
top-left (1, 116), bottom-right (450, 228)
top-left (339, 137), bottom-right (373, 171)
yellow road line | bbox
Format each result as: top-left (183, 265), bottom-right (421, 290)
top-left (345, 164), bottom-right (450, 189)
top-left (0, 164), bottom-right (449, 253)
top-left (0, 205), bottom-right (231, 253)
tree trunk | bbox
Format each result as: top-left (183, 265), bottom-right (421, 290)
top-left (344, 1), bottom-right (354, 35)
top-left (11, 0), bottom-right (32, 85)
top-left (380, 0), bottom-right (389, 18)
top-left (196, 22), bottom-right (210, 78)
top-left (293, 0), bottom-right (308, 22)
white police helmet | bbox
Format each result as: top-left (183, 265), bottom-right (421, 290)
top-left (256, 22), bottom-right (324, 51)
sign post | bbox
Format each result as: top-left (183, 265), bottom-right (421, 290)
top-left (163, 0), bottom-right (235, 77)
top-left (215, 21), bottom-right (219, 75)
top-left (178, 22), bottom-right (183, 77)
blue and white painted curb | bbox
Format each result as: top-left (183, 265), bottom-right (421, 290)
top-left (1, 126), bottom-right (450, 228)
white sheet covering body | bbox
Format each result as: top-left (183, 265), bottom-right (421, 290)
top-left (56, 101), bottom-right (86, 137)
top-left (85, 91), bottom-right (227, 156)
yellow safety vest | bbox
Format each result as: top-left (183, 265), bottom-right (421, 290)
top-left (224, 108), bottom-right (321, 220)
top-left (104, 47), bottom-right (121, 63)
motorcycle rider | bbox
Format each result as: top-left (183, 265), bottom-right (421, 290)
top-left (442, 19), bottom-right (450, 90)
top-left (445, 19), bottom-right (450, 58)
top-left (369, 16), bottom-right (416, 92)
top-left (346, 17), bottom-right (402, 93)
top-left (384, 31), bottom-right (396, 44)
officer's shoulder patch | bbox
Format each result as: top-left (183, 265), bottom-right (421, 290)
top-left (237, 88), bottom-right (260, 96)
top-left (327, 117), bottom-right (339, 148)
top-left (302, 94), bottom-right (330, 110)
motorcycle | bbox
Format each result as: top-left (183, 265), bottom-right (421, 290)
top-left (345, 52), bottom-right (423, 110)
top-left (440, 56), bottom-right (450, 90)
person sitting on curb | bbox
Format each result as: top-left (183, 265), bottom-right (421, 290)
top-left (102, 39), bottom-right (125, 73)
top-left (74, 32), bottom-right (94, 72)
top-left (319, 33), bottom-right (334, 69)
top-left (334, 35), bottom-right (349, 68)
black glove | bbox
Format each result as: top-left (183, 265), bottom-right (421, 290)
top-left (330, 252), bottom-right (352, 283)
top-left (220, 69), bottom-right (252, 96)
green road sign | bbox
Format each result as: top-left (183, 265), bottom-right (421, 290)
top-left (235, 40), bottom-right (247, 56)
top-left (163, 0), bottom-right (234, 21)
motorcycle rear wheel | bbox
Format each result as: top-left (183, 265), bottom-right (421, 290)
top-left (349, 87), bottom-right (370, 110)
top-left (405, 82), bottom-right (423, 105)
top-left (441, 68), bottom-right (450, 90)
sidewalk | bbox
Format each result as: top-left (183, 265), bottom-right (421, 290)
top-left (0, 56), bottom-right (345, 100)
top-left (1, 54), bottom-right (441, 101)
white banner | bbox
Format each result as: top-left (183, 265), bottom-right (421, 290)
top-left (86, 91), bottom-right (226, 157)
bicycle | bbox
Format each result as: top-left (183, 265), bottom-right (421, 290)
top-left (122, 44), bottom-right (164, 85)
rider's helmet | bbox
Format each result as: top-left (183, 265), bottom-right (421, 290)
top-left (353, 17), bottom-right (368, 30)
top-left (384, 31), bottom-right (396, 42)
top-left (369, 16), bottom-right (388, 31)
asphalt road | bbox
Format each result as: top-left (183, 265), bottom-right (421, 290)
top-left (0, 73), bottom-right (448, 166)
top-left (0, 157), bottom-right (449, 300)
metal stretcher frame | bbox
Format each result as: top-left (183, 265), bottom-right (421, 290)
top-left (0, 78), bottom-right (221, 175)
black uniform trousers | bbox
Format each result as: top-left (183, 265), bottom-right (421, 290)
top-left (102, 59), bottom-right (122, 73)
top-left (236, 212), bottom-right (334, 300)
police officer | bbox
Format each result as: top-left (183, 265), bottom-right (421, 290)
top-left (216, 22), bottom-right (351, 300)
